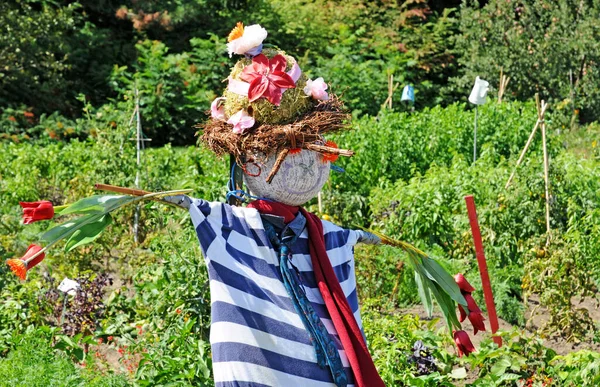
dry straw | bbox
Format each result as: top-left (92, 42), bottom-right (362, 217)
top-left (199, 96), bottom-right (353, 179)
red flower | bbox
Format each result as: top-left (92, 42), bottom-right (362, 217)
top-left (6, 244), bottom-right (45, 280)
top-left (454, 273), bottom-right (476, 293)
top-left (468, 310), bottom-right (487, 335)
top-left (453, 330), bottom-right (476, 357)
top-left (322, 140), bottom-right (339, 163)
top-left (240, 54), bottom-right (296, 106)
top-left (464, 293), bottom-right (482, 313)
top-left (20, 201), bottom-right (54, 224)
top-left (458, 304), bottom-right (468, 322)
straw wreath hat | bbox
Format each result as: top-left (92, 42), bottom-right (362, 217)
top-left (200, 22), bottom-right (354, 205)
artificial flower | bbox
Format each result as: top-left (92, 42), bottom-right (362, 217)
top-left (454, 273), bottom-right (476, 293)
top-left (20, 201), bottom-right (54, 224)
top-left (227, 23), bottom-right (268, 57)
top-left (211, 97), bottom-right (227, 121)
top-left (240, 54), bottom-right (296, 105)
top-left (453, 330), bottom-right (476, 357)
top-left (458, 304), bottom-right (468, 323)
top-left (6, 244), bottom-right (45, 280)
top-left (227, 109), bottom-right (255, 134)
top-left (468, 310), bottom-right (487, 335)
top-left (464, 293), bottom-right (482, 313)
top-left (303, 77), bottom-right (329, 101)
top-left (321, 140), bottom-right (339, 163)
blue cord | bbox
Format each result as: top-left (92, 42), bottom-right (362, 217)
top-left (226, 162), bottom-right (273, 203)
top-left (330, 164), bottom-right (345, 173)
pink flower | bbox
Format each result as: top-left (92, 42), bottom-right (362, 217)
top-left (239, 54), bottom-right (296, 105)
top-left (453, 330), bottom-right (476, 357)
top-left (303, 77), bottom-right (329, 101)
top-left (211, 97), bottom-right (226, 121)
top-left (227, 109), bottom-right (255, 134)
top-left (454, 273), bottom-right (476, 293)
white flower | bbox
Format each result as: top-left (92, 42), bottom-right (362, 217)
top-left (303, 77), bottom-right (329, 101)
top-left (227, 24), bottom-right (268, 57)
top-left (227, 109), bottom-right (255, 134)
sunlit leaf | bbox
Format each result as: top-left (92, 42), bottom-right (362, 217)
top-left (65, 213), bottom-right (112, 252)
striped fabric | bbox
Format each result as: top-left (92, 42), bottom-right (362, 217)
top-left (189, 199), bottom-right (362, 387)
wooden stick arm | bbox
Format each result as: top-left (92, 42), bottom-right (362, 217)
top-left (94, 184), bottom-right (152, 196)
top-left (94, 183), bottom-right (192, 209)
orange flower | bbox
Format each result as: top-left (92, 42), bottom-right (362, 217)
top-left (322, 140), bottom-right (339, 163)
top-left (289, 148), bottom-right (302, 155)
top-left (228, 22), bottom-right (244, 42)
top-left (6, 244), bottom-right (45, 280)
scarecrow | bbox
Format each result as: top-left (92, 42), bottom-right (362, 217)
top-left (7, 23), bottom-right (483, 387)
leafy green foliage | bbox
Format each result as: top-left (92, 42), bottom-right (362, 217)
top-left (110, 37), bottom-right (227, 145)
top-left (454, 0), bottom-right (600, 123)
top-left (0, 327), bottom-right (128, 387)
top-left (1, 98), bottom-right (600, 385)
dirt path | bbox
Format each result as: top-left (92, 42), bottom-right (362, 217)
top-left (401, 294), bottom-right (600, 356)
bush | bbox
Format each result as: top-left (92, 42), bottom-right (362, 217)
top-left (110, 37), bottom-right (228, 146)
top-left (453, 0), bottom-right (600, 123)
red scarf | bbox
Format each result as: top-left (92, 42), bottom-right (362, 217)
top-left (248, 200), bottom-right (385, 387)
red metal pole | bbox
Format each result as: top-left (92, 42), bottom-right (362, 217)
top-left (464, 195), bottom-right (502, 347)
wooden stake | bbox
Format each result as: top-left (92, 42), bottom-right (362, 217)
top-left (540, 102), bottom-right (551, 245)
top-left (504, 94), bottom-right (548, 189)
top-left (381, 73), bottom-right (399, 110)
top-left (465, 195), bottom-right (502, 348)
top-left (133, 87), bottom-right (141, 243)
top-left (497, 68), bottom-right (510, 104)
top-left (318, 191), bottom-right (323, 213)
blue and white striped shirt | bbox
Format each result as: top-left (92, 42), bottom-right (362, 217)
top-left (189, 199), bottom-right (362, 386)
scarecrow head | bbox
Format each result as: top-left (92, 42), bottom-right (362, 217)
top-left (201, 22), bottom-right (353, 206)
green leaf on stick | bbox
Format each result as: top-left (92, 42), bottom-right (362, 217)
top-left (65, 213), bottom-right (112, 251)
top-left (414, 270), bottom-right (434, 318)
top-left (58, 195), bottom-right (130, 215)
top-left (41, 195), bottom-right (138, 245)
top-left (421, 257), bottom-right (467, 307)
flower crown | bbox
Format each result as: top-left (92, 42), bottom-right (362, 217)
top-left (200, 22), bottom-right (353, 182)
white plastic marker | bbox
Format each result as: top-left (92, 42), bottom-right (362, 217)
top-left (468, 77), bottom-right (489, 162)
top-left (58, 277), bottom-right (80, 296)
